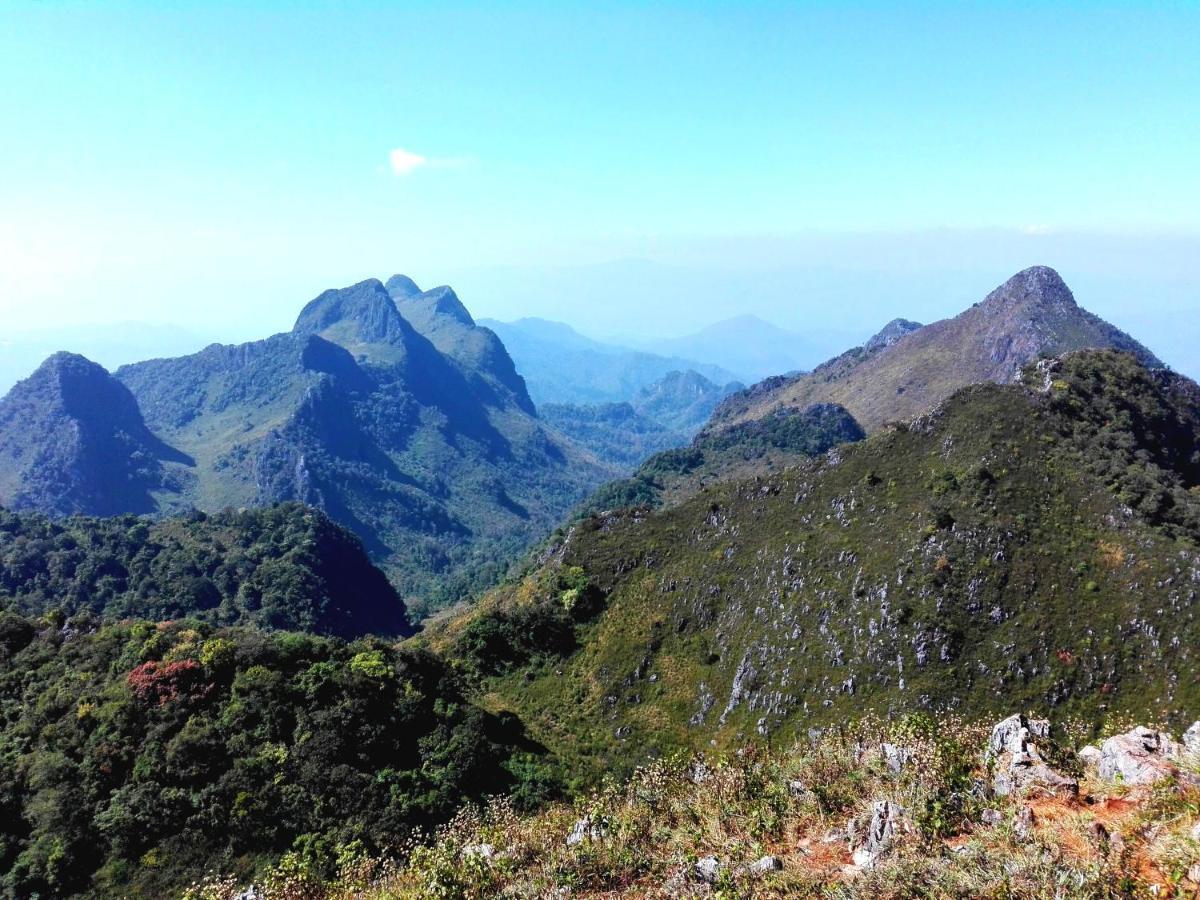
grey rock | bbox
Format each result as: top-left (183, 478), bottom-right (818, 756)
top-left (850, 800), bottom-right (906, 868)
top-left (1098, 727), bottom-right (1182, 785)
top-left (987, 714), bottom-right (1077, 797)
top-left (1183, 721), bottom-right (1200, 757)
top-left (1190, 863), bottom-right (1200, 886)
top-left (566, 816), bottom-right (609, 847)
top-left (1190, 821), bottom-right (1200, 841)
top-left (880, 742), bottom-right (911, 774)
top-left (694, 856), bottom-right (722, 883)
top-left (747, 855), bottom-right (783, 875)
top-left (1078, 745), bottom-right (1102, 768)
top-left (980, 808), bottom-right (1003, 827)
top-left (1013, 806), bottom-right (1035, 841)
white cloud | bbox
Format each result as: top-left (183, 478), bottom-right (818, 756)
top-left (389, 147), bottom-right (429, 176)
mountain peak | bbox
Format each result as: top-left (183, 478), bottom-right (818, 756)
top-left (384, 273), bottom-right (422, 298)
top-left (397, 285), bottom-right (476, 327)
top-left (981, 265), bottom-right (1075, 311)
top-left (293, 278), bottom-right (411, 347)
top-left (864, 318), bottom-right (922, 352)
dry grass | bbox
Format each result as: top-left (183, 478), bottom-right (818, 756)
top-left (183, 717), bottom-right (1200, 900)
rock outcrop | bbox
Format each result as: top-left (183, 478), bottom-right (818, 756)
top-left (986, 714), bottom-right (1077, 798)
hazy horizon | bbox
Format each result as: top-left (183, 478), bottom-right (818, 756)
top-left (2, 3), bottom-right (1197, 383)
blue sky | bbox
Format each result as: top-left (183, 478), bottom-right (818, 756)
top-left (1, 2), bottom-right (1198, 372)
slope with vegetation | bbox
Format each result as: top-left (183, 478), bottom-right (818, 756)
top-left (0, 502), bottom-right (409, 638)
top-left (709, 266), bottom-right (1161, 434)
top-left (0, 613), bottom-right (553, 899)
top-left (432, 351), bottom-right (1200, 787)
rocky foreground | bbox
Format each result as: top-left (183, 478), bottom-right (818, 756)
top-left (188, 714), bottom-right (1200, 899)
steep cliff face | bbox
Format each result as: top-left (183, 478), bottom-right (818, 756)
top-left (709, 267), bottom-right (1161, 434)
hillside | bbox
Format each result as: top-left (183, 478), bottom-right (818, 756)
top-left (0, 502), bottom-right (409, 638)
top-left (709, 267), bottom-right (1161, 434)
top-left (480, 317), bottom-right (740, 406)
top-left (580, 401), bottom-right (865, 514)
top-left (433, 351), bottom-right (1200, 785)
top-left (0, 614), bottom-right (549, 898)
top-left (0, 276), bottom-right (614, 615)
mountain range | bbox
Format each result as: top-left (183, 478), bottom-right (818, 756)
top-left (708, 266), bottom-right (1162, 435)
top-left (0, 277), bottom-right (615, 614)
top-left (478, 317), bottom-right (741, 406)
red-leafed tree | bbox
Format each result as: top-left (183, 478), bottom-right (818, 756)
top-left (126, 659), bottom-right (208, 706)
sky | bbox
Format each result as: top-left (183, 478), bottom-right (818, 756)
top-left (1, 1), bottom-right (1198, 377)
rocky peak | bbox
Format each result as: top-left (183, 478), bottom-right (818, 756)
top-left (22, 352), bottom-right (144, 424)
top-left (384, 273), bottom-right (423, 299)
top-left (396, 284), bottom-right (476, 327)
top-left (864, 318), bottom-right (923, 352)
top-left (979, 266), bottom-right (1076, 313)
top-left (293, 278), bottom-right (410, 345)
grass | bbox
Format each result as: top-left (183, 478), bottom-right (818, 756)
top-left (181, 714), bottom-right (1200, 899)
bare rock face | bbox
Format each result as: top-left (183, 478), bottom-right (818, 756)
top-left (1097, 727), bottom-right (1183, 785)
top-left (986, 714), bottom-right (1078, 797)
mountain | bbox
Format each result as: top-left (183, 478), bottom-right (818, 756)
top-left (0, 277), bottom-right (613, 615)
top-left (630, 369), bottom-right (744, 433)
top-left (709, 267), bottom-right (1162, 435)
top-left (630, 313), bottom-right (816, 382)
top-left (478, 317), bottom-right (740, 406)
top-left (435, 350), bottom-right (1200, 782)
top-left (0, 352), bottom-right (191, 516)
top-left (0, 502), bottom-right (410, 637)
top-left (541, 370), bottom-right (744, 470)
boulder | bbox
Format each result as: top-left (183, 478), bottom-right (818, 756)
top-left (1191, 821), bottom-right (1200, 841)
top-left (1097, 726), bottom-right (1182, 785)
top-left (1078, 745), bottom-right (1102, 768)
top-left (986, 714), bottom-right (1077, 797)
top-left (980, 808), bottom-right (1003, 827)
top-left (880, 742), bottom-right (911, 773)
